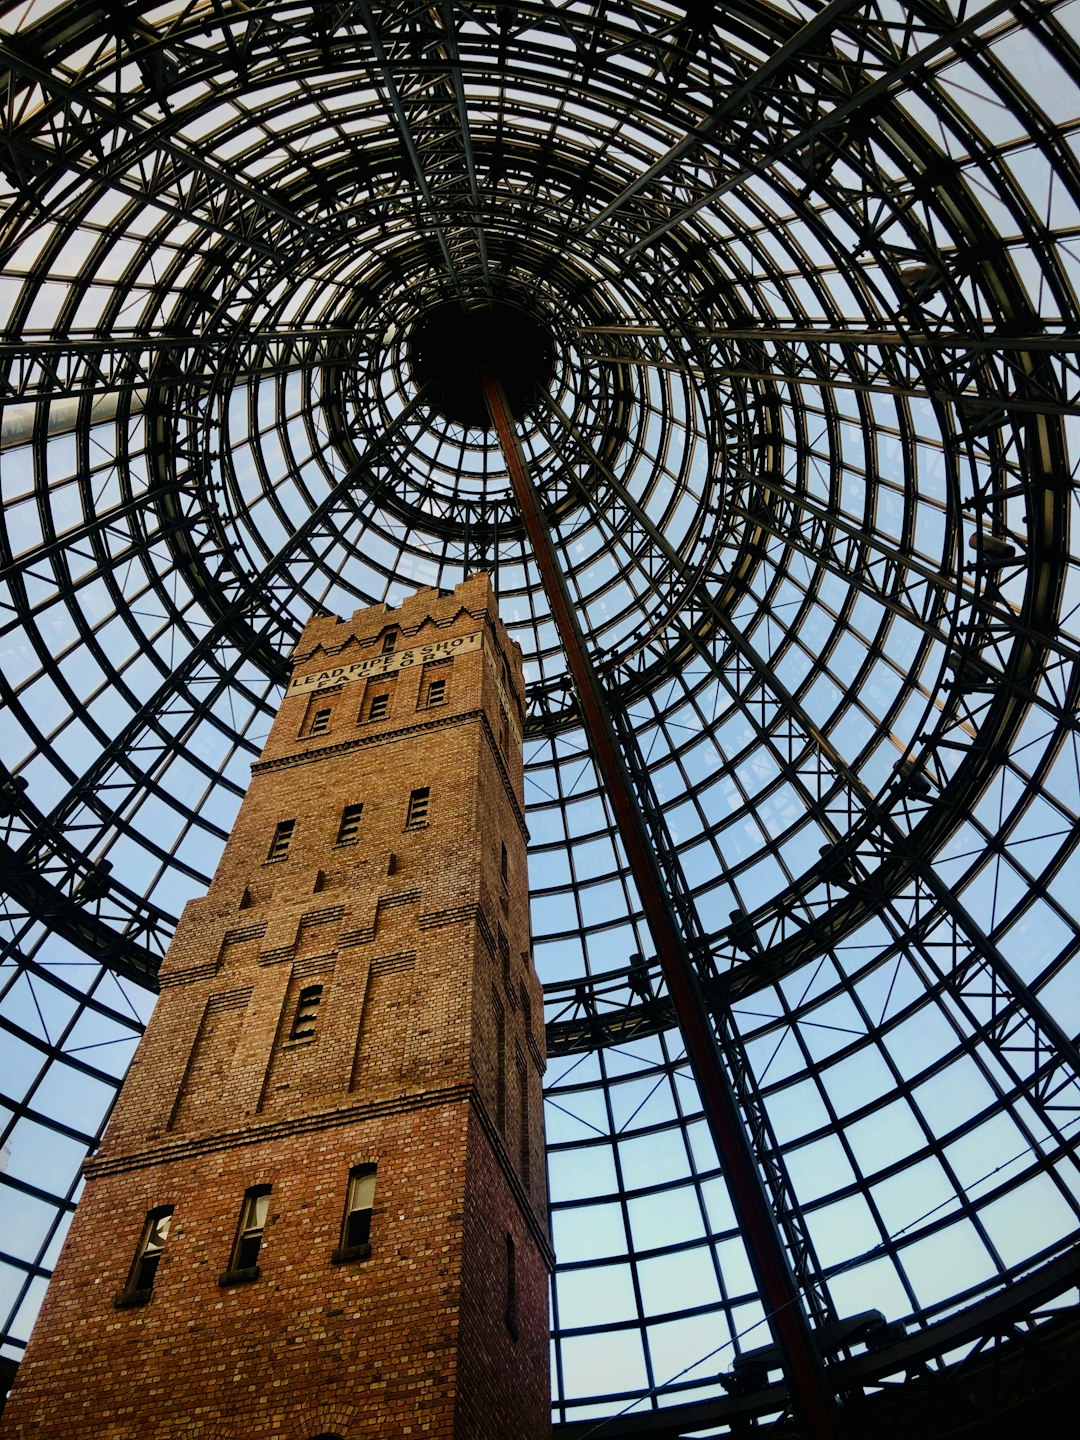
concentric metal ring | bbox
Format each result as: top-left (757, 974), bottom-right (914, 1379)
top-left (2, 2), bottom-right (1080, 1431)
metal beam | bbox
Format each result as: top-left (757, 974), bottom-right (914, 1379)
top-left (569, 324), bottom-right (1080, 352)
top-left (622, 0), bottom-right (1023, 257)
top-left (355, 0), bottom-right (482, 303)
top-left (482, 370), bottom-right (841, 1440)
top-left (576, 0), bottom-right (867, 238)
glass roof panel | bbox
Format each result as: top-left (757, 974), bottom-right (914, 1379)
top-left (2, 1), bottom-right (1080, 1432)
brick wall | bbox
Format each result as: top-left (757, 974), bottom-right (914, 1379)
top-left (1, 575), bottom-right (551, 1440)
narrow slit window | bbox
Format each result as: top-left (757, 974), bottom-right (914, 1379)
top-left (495, 990), bottom-right (507, 1133)
top-left (290, 984), bottom-right (323, 1040)
top-left (505, 1233), bottom-right (519, 1339)
top-left (500, 842), bottom-right (509, 888)
top-left (225, 1187), bottom-right (270, 1280)
top-left (498, 924), bottom-right (511, 985)
top-left (517, 1059), bottom-right (530, 1187)
top-left (381, 630), bottom-right (397, 654)
top-left (367, 690), bottom-right (391, 722)
top-left (267, 819), bottom-right (294, 863)
top-left (426, 675), bottom-right (447, 707)
top-left (406, 787), bottom-right (430, 828)
top-left (334, 1164), bottom-right (377, 1262)
top-left (309, 707), bottom-right (332, 736)
top-left (116, 1206), bottom-right (173, 1305)
top-left (337, 803), bottom-right (363, 844)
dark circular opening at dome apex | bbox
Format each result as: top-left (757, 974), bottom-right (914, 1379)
top-left (408, 300), bottom-right (556, 428)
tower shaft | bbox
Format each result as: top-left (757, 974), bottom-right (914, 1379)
top-left (1, 575), bottom-right (550, 1440)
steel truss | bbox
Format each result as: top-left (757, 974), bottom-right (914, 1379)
top-left (3, 1), bottom-right (1080, 1434)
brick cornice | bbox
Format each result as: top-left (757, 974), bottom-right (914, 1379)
top-left (83, 1083), bottom-right (475, 1178)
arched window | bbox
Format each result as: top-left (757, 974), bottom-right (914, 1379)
top-left (114, 1205), bottom-right (173, 1307)
top-left (332, 1164), bottom-right (377, 1263)
top-left (220, 1185), bottom-right (270, 1284)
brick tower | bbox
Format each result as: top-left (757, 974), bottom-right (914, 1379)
top-left (1, 575), bottom-right (551, 1440)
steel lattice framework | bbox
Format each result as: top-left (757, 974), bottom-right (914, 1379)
top-left (1, 1), bottom-right (1079, 1434)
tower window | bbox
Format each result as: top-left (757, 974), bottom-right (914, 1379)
top-left (517, 1058), bottom-right (530, 1187)
top-left (406, 787), bottom-right (430, 828)
top-left (115, 1206), bottom-right (173, 1307)
top-left (368, 691), bottom-right (390, 721)
top-left (381, 630), bottom-right (397, 654)
top-left (425, 675), bottom-right (447, 707)
top-left (290, 984), bottom-right (323, 1040)
top-left (267, 820), bottom-right (295, 863)
top-left (336, 803), bottom-right (363, 844)
top-left (332, 1164), bottom-right (377, 1263)
top-left (221, 1186), bottom-right (270, 1284)
top-left (505, 1233), bottom-right (519, 1340)
top-left (309, 707), bottom-right (331, 736)
top-left (500, 841), bottom-right (508, 888)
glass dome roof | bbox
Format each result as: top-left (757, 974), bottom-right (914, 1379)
top-left (1, 1), bottom-right (1079, 1432)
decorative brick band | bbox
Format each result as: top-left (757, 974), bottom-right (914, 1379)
top-left (292, 954), bottom-right (336, 979)
top-left (223, 922), bottom-right (269, 944)
top-left (378, 887), bottom-right (421, 910)
top-left (526, 1032), bottom-right (545, 1074)
top-left (418, 900), bottom-right (482, 931)
top-left (258, 944), bottom-right (295, 966)
top-left (338, 924), bottom-right (376, 949)
top-left (299, 903), bottom-right (345, 927)
top-left (85, 1083), bottom-right (477, 1178)
top-left (159, 960), bottom-right (219, 989)
top-left (369, 951), bottom-right (415, 977)
top-left (475, 904), bottom-right (496, 957)
top-left (205, 988), bottom-right (252, 1015)
top-left (251, 708), bottom-right (483, 774)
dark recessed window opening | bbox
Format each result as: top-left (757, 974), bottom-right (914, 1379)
top-left (333, 1165), bottom-right (377, 1263)
top-left (368, 691), bottom-right (391, 722)
top-left (505, 1233), bottom-right (519, 1340)
top-left (115, 1206), bottom-right (173, 1307)
top-left (500, 841), bottom-right (509, 888)
top-left (309, 707), bottom-right (332, 736)
top-left (426, 675), bottom-right (447, 707)
top-left (381, 631), bottom-right (397, 654)
top-left (337, 803), bottom-right (363, 845)
top-left (221, 1186), bottom-right (270, 1284)
top-left (518, 1061), bottom-right (530, 1187)
top-left (290, 984), bottom-right (323, 1040)
top-left (406, 787), bottom-right (430, 828)
top-left (267, 820), bottom-right (295, 863)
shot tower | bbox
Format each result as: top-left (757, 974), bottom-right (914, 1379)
top-left (1, 574), bottom-right (550, 1440)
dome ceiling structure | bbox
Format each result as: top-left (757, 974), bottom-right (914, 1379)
top-left (1, 0), bottom-right (1079, 1432)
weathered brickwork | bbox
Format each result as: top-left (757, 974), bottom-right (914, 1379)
top-left (1, 575), bottom-right (551, 1440)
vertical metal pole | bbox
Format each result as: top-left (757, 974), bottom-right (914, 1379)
top-left (482, 371), bottom-right (840, 1440)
